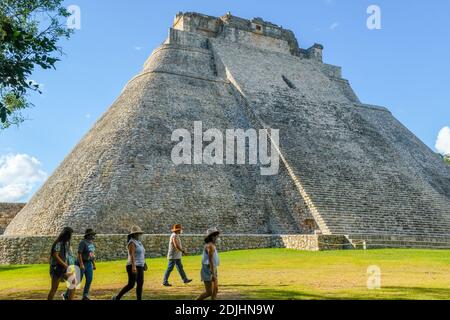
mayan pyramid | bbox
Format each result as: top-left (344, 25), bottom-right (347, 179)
top-left (5, 12), bottom-right (450, 241)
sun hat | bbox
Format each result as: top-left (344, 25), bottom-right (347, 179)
top-left (129, 225), bottom-right (144, 236)
top-left (205, 227), bottom-right (220, 240)
top-left (171, 224), bottom-right (183, 232)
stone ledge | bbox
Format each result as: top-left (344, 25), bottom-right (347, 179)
top-left (0, 234), bottom-right (349, 265)
top-left (354, 103), bottom-right (391, 113)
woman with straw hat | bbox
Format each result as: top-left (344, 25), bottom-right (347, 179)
top-left (162, 223), bottom-right (192, 286)
top-left (197, 227), bottom-right (220, 300)
top-left (113, 226), bottom-right (147, 300)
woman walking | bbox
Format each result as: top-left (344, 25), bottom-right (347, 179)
top-left (197, 227), bottom-right (220, 300)
top-left (48, 227), bottom-right (76, 300)
top-left (113, 226), bottom-right (147, 300)
top-left (77, 228), bottom-right (97, 300)
top-left (62, 228), bottom-right (97, 300)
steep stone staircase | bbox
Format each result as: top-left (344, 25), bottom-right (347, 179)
top-left (346, 234), bottom-right (450, 249)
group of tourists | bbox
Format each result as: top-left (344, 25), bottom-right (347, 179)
top-left (47, 224), bottom-right (220, 300)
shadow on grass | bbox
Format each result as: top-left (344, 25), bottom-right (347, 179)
top-left (0, 266), bottom-right (28, 273)
top-left (239, 286), bottom-right (450, 300)
top-left (2, 286), bottom-right (449, 301)
top-left (240, 288), bottom-right (338, 300)
top-left (380, 287), bottom-right (450, 300)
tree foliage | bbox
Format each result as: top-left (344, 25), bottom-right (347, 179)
top-left (0, 0), bottom-right (72, 129)
top-left (445, 154), bottom-right (450, 165)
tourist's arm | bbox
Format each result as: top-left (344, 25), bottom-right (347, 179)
top-left (128, 242), bottom-right (137, 273)
top-left (172, 236), bottom-right (185, 254)
top-left (77, 241), bottom-right (85, 270)
top-left (207, 244), bottom-right (216, 279)
top-left (78, 252), bottom-right (85, 270)
top-left (53, 251), bottom-right (69, 269)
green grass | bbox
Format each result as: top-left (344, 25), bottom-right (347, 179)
top-left (0, 248), bottom-right (449, 300)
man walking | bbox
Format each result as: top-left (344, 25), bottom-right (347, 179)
top-left (163, 224), bottom-right (192, 286)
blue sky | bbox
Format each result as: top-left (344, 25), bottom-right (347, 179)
top-left (1, 0), bottom-right (449, 202)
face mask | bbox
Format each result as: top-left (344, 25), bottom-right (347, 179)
top-left (180, 230), bottom-right (184, 234)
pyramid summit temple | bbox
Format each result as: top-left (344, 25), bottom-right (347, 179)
top-left (1, 12), bottom-right (450, 262)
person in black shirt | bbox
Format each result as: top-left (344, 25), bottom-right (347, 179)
top-left (77, 229), bottom-right (97, 300)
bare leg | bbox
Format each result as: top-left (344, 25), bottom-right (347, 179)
top-left (67, 289), bottom-right (76, 300)
top-left (212, 279), bottom-right (219, 300)
top-left (197, 281), bottom-right (213, 300)
top-left (47, 277), bottom-right (60, 300)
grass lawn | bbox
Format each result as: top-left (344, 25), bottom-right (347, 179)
top-left (0, 248), bottom-right (449, 300)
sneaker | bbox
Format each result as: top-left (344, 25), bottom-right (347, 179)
top-left (82, 296), bottom-right (91, 301)
top-left (162, 283), bottom-right (172, 287)
top-left (61, 293), bottom-right (67, 301)
top-left (184, 279), bottom-right (193, 284)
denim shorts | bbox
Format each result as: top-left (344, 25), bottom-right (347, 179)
top-left (201, 264), bottom-right (218, 282)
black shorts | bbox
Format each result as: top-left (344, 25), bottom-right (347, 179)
top-left (50, 264), bottom-right (66, 279)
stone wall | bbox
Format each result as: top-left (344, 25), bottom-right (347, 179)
top-left (0, 234), bottom-right (349, 265)
top-left (0, 203), bottom-right (25, 234)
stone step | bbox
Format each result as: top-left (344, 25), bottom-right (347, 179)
top-left (345, 233), bottom-right (450, 249)
top-left (352, 242), bottom-right (450, 249)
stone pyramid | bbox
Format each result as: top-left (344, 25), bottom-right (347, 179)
top-left (5, 12), bottom-right (450, 240)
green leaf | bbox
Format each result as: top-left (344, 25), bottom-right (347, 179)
top-left (0, 0), bottom-right (74, 129)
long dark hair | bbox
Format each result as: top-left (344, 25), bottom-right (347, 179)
top-left (204, 233), bottom-right (219, 244)
top-left (50, 227), bottom-right (73, 256)
top-left (127, 233), bottom-right (139, 243)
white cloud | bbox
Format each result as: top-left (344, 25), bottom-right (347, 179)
top-left (329, 22), bottom-right (339, 30)
top-left (133, 46), bottom-right (142, 51)
top-left (436, 126), bottom-right (450, 155)
top-left (0, 154), bottom-right (47, 202)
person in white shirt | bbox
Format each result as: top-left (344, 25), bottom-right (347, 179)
top-left (162, 224), bottom-right (192, 286)
top-left (197, 227), bottom-right (220, 300)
